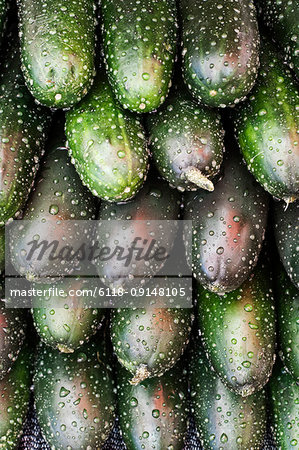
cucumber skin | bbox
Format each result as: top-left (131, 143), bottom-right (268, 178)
top-left (0, 42), bottom-right (50, 226)
top-left (197, 263), bottom-right (276, 397)
top-left (18, 0), bottom-right (96, 109)
top-left (180, 0), bottom-right (260, 107)
top-left (235, 42), bottom-right (299, 203)
top-left (276, 266), bottom-right (299, 380)
top-left (190, 343), bottom-right (267, 450)
top-left (258, 0), bottom-right (299, 79)
top-left (65, 75), bottom-right (149, 202)
top-left (101, 0), bottom-right (177, 113)
top-left (269, 363), bottom-right (299, 449)
top-left (117, 363), bottom-right (188, 450)
top-left (273, 201), bottom-right (299, 289)
top-left (147, 91), bottom-right (224, 191)
top-left (34, 341), bottom-right (116, 450)
top-left (184, 151), bottom-right (269, 294)
top-left (0, 227), bottom-right (4, 273)
top-left (0, 344), bottom-right (32, 449)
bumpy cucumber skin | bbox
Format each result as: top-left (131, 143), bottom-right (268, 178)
top-left (0, 227), bottom-right (4, 273)
top-left (34, 341), bottom-right (116, 449)
top-left (111, 307), bottom-right (193, 383)
top-left (269, 362), bottom-right (299, 449)
top-left (190, 343), bottom-right (267, 449)
top-left (0, 0), bottom-right (7, 40)
top-left (147, 91), bottom-right (224, 191)
top-left (180, 0), bottom-right (260, 107)
top-left (0, 297), bottom-right (27, 379)
top-left (258, 0), bottom-right (299, 79)
top-left (197, 263), bottom-right (276, 397)
top-left (0, 41), bottom-right (50, 226)
top-left (101, 0), bottom-right (177, 113)
top-left (276, 266), bottom-right (299, 380)
top-left (65, 75), bottom-right (149, 202)
top-left (273, 201), bottom-right (298, 288)
top-left (0, 344), bottom-right (32, 449)
top-left (184, 151), bottom-right (268, 294)
top-left (18, 0), bottom-right (96, 109)
top-left (117, 363), bottom-right (188, 450)
top-left (235, 41), bottom-right (299, 203)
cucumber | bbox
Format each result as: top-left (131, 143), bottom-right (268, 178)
top-left (0, 290), bottom-right (27, 379)
top-left (0, 0), bottom-right (7, 40)
top-left (273, 200), bottom-right (298, 288)
top-left (0, 38), bottom-right (50, 226)
top-left (276, 265), bottom-right (299, 380)
top-left (147, 90), bottom-right (224, 191)
top-left (190, 342), bottom-right (267, 449)
top-left (0, 344), bottom-right (32, 449)
top-left (180, 0), bottom-right (260, 107)
top-left (184, 150), bottom-right (268, 294)
top-left (65, 74), bottom-right (149, 202)
top-left (17, 0), bottom-right (96, 109)
top-left (117, 362), bottom-right (188, 449)
top-left (257, 0), bottom-right (299, 79)
top-left (9, 122), bottom-right (97, 281)
top-left (34, 340), bottom-right (116, 449)
top-left (197, 262), bottom-right (276, 397)
top-left (234, 40), bottom-right (299, 204)
top-left (111, 306), bottom-right (193, 384)
top-left (269, 362), bottom-right (299, 449)
top-left (0, 228), bottom-right (4, 273)
top-left (101, 0), bottom-right (177, 113)
top-left (32, 278), bottom-right (104, 353)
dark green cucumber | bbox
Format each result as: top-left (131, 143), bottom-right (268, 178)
top-left (147, 90), bottom-right (224, 191)
top-left (111, 306), bottom-right (193, 384)
top-left (0, 227), bottom-right (4, 273)
top-left (0, 38), bottom-right (50, 226)
top-left (258, 0), bottom-right (299, 79)
top-left (65, 74), bottom-right (149, 202)
top-left (269, 362), bottom-right (299, 449)
top-left (235, 40), bottom-right (299, 203)
top-left (0, 0), bottom-right (7, 40)
top-left (34, 340), bottom-right (116, 449)
top-left (197, 262), bottom-right (276, 397)
top-left (117, 362), bottom-right (188, 449)
top-left (17, 0), bottom-right (96, 108)
top-left (184, 150), bottom-right (268, 294)
top-left (101, 0), bottom-right (177, 113)
top-left (190, 342), bottom-right (267, 449)
top-left (0, 289), bottom-right (27, 379)
top-left (9, 122), bottom-right (97, 280)
top-left (32, 278), bottom-right (104, 353)
top-left (276, 265), bottom-right (299, 380)
top-left (273, 200), bottom-right (298, 288)
top-left (180, 0), bottom-right (260, 107)
top-left (0, 343), bottom-right (32, 449)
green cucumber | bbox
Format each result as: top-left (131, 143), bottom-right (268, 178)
top-left (197, 262), bottom-right (276, 397)
top-left (0, 228), bottom-right (4, 273)
top-left (273, 200), bottom-right (298, 288)
top-left (111, 306), bottom-right (193, 384)
top-left (276, 265), bottom-right (299, 380)
top-left (147, 90), bottom-right (224, 191)
top-left (257, 0), bottom-right (299, 79)
top-left (17, 0), bottom-right (96, 108)
top-left (0, 290), bottom-right (27, 379)
top-left (65, 74), bottom-right (149, 202)
top-left (0, 38), bottom-right (50, 226)
top-left (101, 0), bottom-right (177, 113)
top-left (190, 342), bottom-right (267, 449)
top-left (117, 362), bottom-right (188, 449)
top-left (180, 0), bottom-right (260, 107)
top-left (0, 0), bottom-right (7, 40)
top-left (184, 150), bottom-right (268, 294)
top-left (0, 344), bottom-right (32, 449)
top-left (234, 40), bottom-right (299, 203)
top-left (9, 122), bottom-right (97, 281)
top-left (34, 340), bottom-right (116, 449)
top-left (269, 362), bottom-right (299, 449)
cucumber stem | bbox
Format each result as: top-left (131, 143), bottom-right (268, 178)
top-left (130, 364), bottom-right (150, 385)
top-left (184, 166), bottom-right (214, 192)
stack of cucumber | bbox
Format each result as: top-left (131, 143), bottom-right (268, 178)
top-left (0, 0), bottom-right (298, 449)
